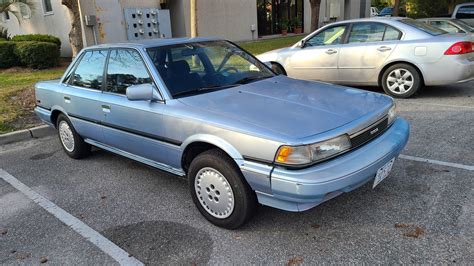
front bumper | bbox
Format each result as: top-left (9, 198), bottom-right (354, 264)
top-left (242, 118), bottom-right (409, 212)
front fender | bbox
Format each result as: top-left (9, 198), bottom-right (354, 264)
top-left (180, 134), bottom-right (244, 161)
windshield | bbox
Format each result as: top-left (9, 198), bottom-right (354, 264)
top-left (146, 41), bottom-right (274, 98)
top-left (455, 19), bottom-right (474, 32)
top-left (401, 19), bottom-right (447, 35)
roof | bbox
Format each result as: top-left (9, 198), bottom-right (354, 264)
top-left (86, 36), bottom-right (222, 50)
top-left (327, 16), bottom-right (406, 24)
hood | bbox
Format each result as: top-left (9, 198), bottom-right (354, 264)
top-left (178, 76), bottom-right (392, 139)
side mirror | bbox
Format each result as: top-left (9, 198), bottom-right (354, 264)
top-left (297, 40), bottom-right (306, 48)
top-left (126, 83), bottom-right (163, 101)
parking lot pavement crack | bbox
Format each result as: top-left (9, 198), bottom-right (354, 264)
top-left (0, 168), bottom-right (144, 266)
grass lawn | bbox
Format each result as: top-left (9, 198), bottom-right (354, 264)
top-left (0, 35), bottom-right (304, 134)
top-left (239, 35), bottom-right (305, 55)
top-left (0, 67), bottom-right (66, 133)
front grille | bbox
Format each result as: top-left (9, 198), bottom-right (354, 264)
top-left (350, 117), bottom-right (389, 148)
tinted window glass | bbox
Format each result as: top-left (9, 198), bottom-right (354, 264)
top-left (106, 49), bottom-right (152, 94)
top-left (71, 50), bottom-right (107, 90)
top-left (456, 5), bottom-right (474, 19)
top-left (430, 21), bottom-right (462, 33)
top-left (401, 19), bottom-right (446, 35)
top-left (384, 26), bottom-right (402, 41)
top-left (348, 23), bottom-right (385, 43)
top-left (306, 25), bottom-right (346, 46)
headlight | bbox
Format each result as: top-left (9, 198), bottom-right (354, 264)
top-left (387, 102), bottom-right (397, 125)
top-left (275, 135), bottom-right (351, 166)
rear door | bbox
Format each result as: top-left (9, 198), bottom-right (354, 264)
top-left (338, 22), bottom-right (401, 85)
top-left (287, 24), bottom-right (347, 82)
top-left (62, 49), bottom-right (108, 142)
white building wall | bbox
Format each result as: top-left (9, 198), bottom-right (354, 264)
top-left (1, 0), bottom-right (73, 57)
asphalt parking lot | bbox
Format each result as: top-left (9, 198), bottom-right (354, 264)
top-left (1, 82), bottom-right (473, 264)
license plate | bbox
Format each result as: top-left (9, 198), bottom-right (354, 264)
top-left (373, 158), bottom-right (395, 188)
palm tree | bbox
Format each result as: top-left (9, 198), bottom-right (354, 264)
top-left (0, 0), bottom-right (34, 23)
top-left (61, 0), bottom-right (82, 57)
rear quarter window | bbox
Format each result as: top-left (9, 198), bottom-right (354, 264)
top-left (401, 19), bottom-right (447, 36)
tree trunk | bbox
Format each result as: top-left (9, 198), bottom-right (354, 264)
top-left (447, 0), bottom-right (456, 14)
top-left (61, 0), bottom-right (83, 57)
top-left (309, 0), bottom-right (321, 31)
top-left (392, 0), bottom-right (400, 16)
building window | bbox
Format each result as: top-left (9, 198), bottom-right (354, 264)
top-left (257, 0), bottom-right (304, 36)
top-left (42, 0), bottom-right (53, 14)
top-left (3, 11), bottom-right (10, 21)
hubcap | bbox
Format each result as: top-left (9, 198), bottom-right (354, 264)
top-left (59, 121), bottom-right (75, 152)
top-left (194, 167), bottom-right (234, 219)
top-left (386, 68), bottom-right (414, 94)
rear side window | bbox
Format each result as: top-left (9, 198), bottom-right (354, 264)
top-left (71, 50), bottom-right (108, 90)
top-left (105, 49), bottom-right (152, 95)
top-left (348, 23), bottom-right (401, 43)
top-left (456, 5), bottom-right (474, 19)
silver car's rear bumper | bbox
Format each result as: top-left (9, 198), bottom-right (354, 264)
top-left (421, 56), bottom-right (474, 86)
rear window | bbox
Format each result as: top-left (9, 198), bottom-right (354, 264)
top-left (456, 5), bottom-right (474, 19)
top-left (401, 19), bottom-right (447, 35)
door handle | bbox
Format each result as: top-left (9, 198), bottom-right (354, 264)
top-left (101, 105), bottom-right (111, 113)
top-left (377, 46), bottom-right (392, 52)
top-left (325, 49), bottom-right (338, 55)
top-left (64, 96), bottom-right (71, 103)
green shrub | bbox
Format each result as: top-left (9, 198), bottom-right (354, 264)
top-left (0, 41), bottom-right (19, 68)
top-left (14, 41), bottom-right (59, 69)
top-left (12, 34), bottom-right (61, 49)
top-left (0, 38), bottom-right (7, 41)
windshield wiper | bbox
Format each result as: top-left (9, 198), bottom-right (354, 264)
top-left (233, 75), bottom-right (272, 85)
top-left (172, 84), bottom-right (238, 98)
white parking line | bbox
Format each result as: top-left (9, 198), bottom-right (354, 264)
top-left (399, 154), bottom-right (474, 171)
top-left (0, 169), bottom-right (144, 266)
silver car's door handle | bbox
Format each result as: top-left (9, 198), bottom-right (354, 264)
top-left (377, 46), bottom-right (392, 52)
top-left (101, 105), bottom-right (111, 113)
top-left (325, 49), bottom-right (338, 55)
top-left (64, 96), bottom-right (71, 103)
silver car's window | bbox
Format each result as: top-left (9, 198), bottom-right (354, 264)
top-left (429, 21), bottom-right (462, 33)
top-left (146, 41), bottom-right (274, 98)
top-left (401, 19), bottom-right (446, 35)
top-left (384, 26), bottom-right (402, 41)
top-left (455, 19), bottom-right (474, 32)
top-left (306, 25), bottom-right (346, 46)
top-left (71, 50), bottom-right (107, 90)
top-left (456, 5), bottom-right (474, 19)
top-left (105, 49), bottom-right (152, 95)
top-left (348, 23), bottom-right (385, 43)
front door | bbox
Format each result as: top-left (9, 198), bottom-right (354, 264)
top-left (62, 49), bottom-right (108, 142)
top-left (338, 22), bottom-right (401, 84)
top-left (287, 24), bottom-right (347, 82)
top-left (100, 48), bottom-right (172, 165)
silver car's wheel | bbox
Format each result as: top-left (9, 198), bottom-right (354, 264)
top-left (59, 120), bottom-right (75, 152)
top-left (382, 63), bottom-right (421, 98)
top-left (195, 167), bottom-right (235, 219)
top-left (386, 68), bottom-right (414, 95)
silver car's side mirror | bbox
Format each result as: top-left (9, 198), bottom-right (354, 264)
top-left (126, 83), bottom-right (163, 101)
top-left (297, 40), bottom-right (306, 48)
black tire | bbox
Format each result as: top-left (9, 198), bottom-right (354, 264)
top-left (188, 149), bottom-right (257, 229)
top-left (271, 63), bottom-right (286, 76)
top-left (381, 63), bottom-right (422, 98)
top-left (56, 113), bottom-right (91, 159)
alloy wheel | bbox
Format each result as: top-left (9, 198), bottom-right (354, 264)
top-left (59, 120), bottom-right (75, 152)
top-left (386, 68), bottom-right (414, 95)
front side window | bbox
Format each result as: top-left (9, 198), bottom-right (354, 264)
top-left (71, 50), bottom-right (107, 90)
top-left (306, 25), bottom-right (346, 46)
top-left (456, 5), bottom-right (474, 19)
top-left (105, 49), bottom-right (152, 95)
top-left (147, 41), bottom-right (274, 98)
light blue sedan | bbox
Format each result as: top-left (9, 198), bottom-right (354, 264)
top-left (34, 38), bottom-right (409, 228)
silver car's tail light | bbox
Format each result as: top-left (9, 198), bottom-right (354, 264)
top-left (444, 42), bottom-right (474, 55)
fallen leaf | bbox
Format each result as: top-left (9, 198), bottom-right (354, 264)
top-left (311, 224), bottom-right (321, 229)
top-left (0, 228), bottom-right (7, 235)
top-left (40, 256), bottom-right (48, 264)
top-left (286, 256), bottom-right (304, 266)
top-left (394, 223), bottom-right (411, 228)
top-left (403, 226), bottom-right (425, 238)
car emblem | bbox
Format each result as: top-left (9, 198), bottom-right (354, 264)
top-left (370, 128), bottom-right (379, 135)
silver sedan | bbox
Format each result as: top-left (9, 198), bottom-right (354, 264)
top-left (257, 17), bottom-right (474, 98)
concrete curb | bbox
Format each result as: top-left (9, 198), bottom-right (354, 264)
top-left (0, 125), bottom-right (56, 145)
